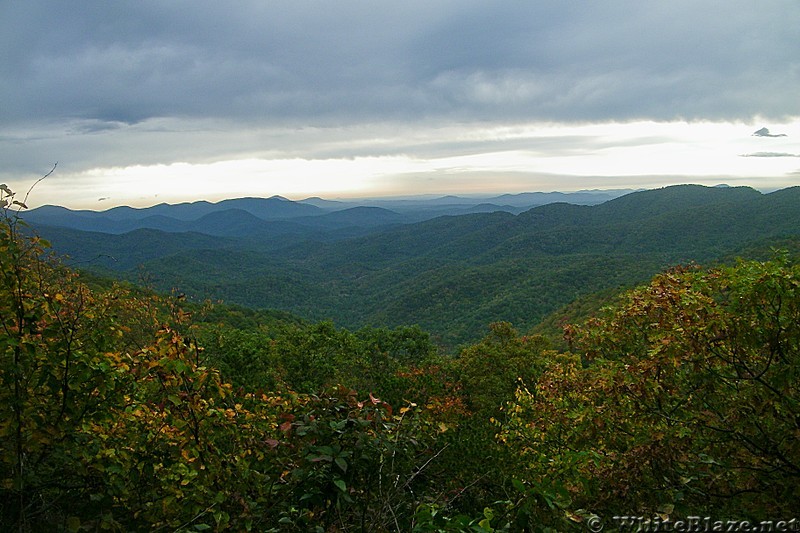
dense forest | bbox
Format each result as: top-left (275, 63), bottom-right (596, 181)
top-left (3, 183), bottom-right (800, 531)
top-left (28, 185), bottom-right (800, 347)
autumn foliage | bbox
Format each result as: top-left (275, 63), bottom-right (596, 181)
top-left (502, 260), bottom-right (800, 522)
top-left (2, 185), bottom-right (800, 530)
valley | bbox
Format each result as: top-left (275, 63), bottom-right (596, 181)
top-left (26, 184), bottom-right (800, 347)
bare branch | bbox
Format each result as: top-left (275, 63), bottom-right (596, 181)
top-left (22, 162), bottom-right (57, 207)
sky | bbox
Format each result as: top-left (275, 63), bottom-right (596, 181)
top-left (1, 1), bottom-right (799, 210)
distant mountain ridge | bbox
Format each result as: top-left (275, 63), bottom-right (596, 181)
top-left (24, 189), bottom-right (633, 236)
top-left (26, 185), bottom-right (800, 346)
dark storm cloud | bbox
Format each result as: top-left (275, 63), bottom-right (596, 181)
top-left (3, 0), bottom-right (799, 127)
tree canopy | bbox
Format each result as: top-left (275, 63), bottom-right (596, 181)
top-left (2, 185), bottom-right (800, 530)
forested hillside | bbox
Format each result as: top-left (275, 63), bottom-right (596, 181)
top-left (3, 183), bottom-right (799, 530)
top-left (30, 184), bottom-right (800, 347)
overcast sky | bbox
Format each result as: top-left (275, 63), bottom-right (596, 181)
top-left (1, 1), bottom-right (799, 209)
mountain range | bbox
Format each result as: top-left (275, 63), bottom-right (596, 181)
top-left (23, 190), bottom-right (631, 237)
top-left (23, 184), bottom-right (800, 347)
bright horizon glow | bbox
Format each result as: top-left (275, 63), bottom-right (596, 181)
top-left (6, 118), bottom-right (799, 210)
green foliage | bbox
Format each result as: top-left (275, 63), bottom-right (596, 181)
top-left (0, 209), bottom-right (449, 530)
top-left (0, 197), bottom-right (167, 529)
top-left (501, 256), bottom-right (800, 521)
top-left (5, 181), bottom-right (800, 530)
top-left (457, 322), bottom-right (551, 417)
top-left (198, 320), bottom-right (438, 406)
top-left (269, 387), bottom-right (438, 531)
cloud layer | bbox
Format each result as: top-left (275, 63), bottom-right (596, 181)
top-left (2, 1), bottom-right (799, 206)
top-left (5, 1), bottom-right (798, 125)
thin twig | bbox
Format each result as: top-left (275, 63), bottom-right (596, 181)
top-left (402, 443), bottom-right (449, 490)
top-left (22, 162), bottom-right (57, 207)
